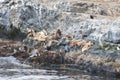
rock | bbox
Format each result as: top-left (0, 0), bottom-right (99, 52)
top-left (105, 18), bottom-right (120, 43)
top-left (64, 45), bottom-right (71, 52)
top-left (55, 1), bottom-right (109, 16)
top-left (0, 0), bottom-right (61, 33)
top-left (12, 46), bottom-right (30, 59)
top-left (1, 0), bottom-right (120, 77)
top-left (23, 28), bottom-right (94, 54)
top-left (29, 49), bottom-right (39, 57)
top-left (0, 40), bottom-right (21, 56)
top-left (0, 3), bottom-right (10, 30)
top-left (65, 49), bottom-right (120, 74)
top-left (66, 34), bottom-right (75, 40)
top-left (29, 50), bottom-right (63, 65)
top-left (23, 37), bottom-right (39, 46)
top-left (0, 56), bottom-right (30, 68)
top-left (0, 0), bottom-right (120, 43)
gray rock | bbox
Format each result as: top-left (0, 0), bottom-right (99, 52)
top-left (0, 56), bottom-right (30, 68)
top-left (0, 0), bottom-right (61, 33)
top-left (105, 19), bottom-right (120, 43)
top-left (0, 0), bottom-right (120, 43)
top-left (55, 1), bottom-right (109, 15)
top-left (64, 45), bottom-right (71, 52)
top-left (0, 4), bottom-right (10, 30)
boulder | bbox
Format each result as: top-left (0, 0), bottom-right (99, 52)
top-left (0, 0), bottom-right (61, 33)
top-left (105, 18), bottom-right (120, 43)
top-left (0, 0), bottom-right (120, 43)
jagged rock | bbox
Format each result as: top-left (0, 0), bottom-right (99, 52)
top-left (0, 40), bottom-right (21, 56)
top-left (65, 49), bottom-right (120, 74)
top-left (0, 0), bottom-right (120, 43)
top-left (0, 0), bottom-right (120, 78)
top-left (0, 0), bottom-right (61, 33)
top-left (55, 1), bottom-right (110, 16)
top-left (105, 18), bottom-right (120, 43)
top-left (0, 56), bottom-right (30, 68)
top-left (29, 50), bottom-right (63, 65)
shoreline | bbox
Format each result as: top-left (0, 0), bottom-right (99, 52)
top-left (0, 39), bottom-right (120, 78)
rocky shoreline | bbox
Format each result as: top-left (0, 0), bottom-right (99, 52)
top-left (0, 0), bottom-right (120, 79)
top-left (0, 29), bottom-right (120, 78)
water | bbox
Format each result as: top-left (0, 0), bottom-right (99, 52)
top-left (0, 68), bottom-right (105, 80)
top-left (0, 69), bottom-right (68, 80)
top-left (0, 56), bottom-right (119, 80)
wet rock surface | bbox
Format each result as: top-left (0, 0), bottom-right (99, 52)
top-left (0, 56), bottom-right (119, 80)
top-left (0, 0), bottom-right (120, 80)
top-left (0, 55), bottom-right (119, 80)
top-left (0, 29), bottom-right (120, 79)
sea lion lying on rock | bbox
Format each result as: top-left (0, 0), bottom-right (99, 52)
top-left (70, 39), bottom-right (93, 52)
top-left (27, 29), bottom-right (47, 42)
